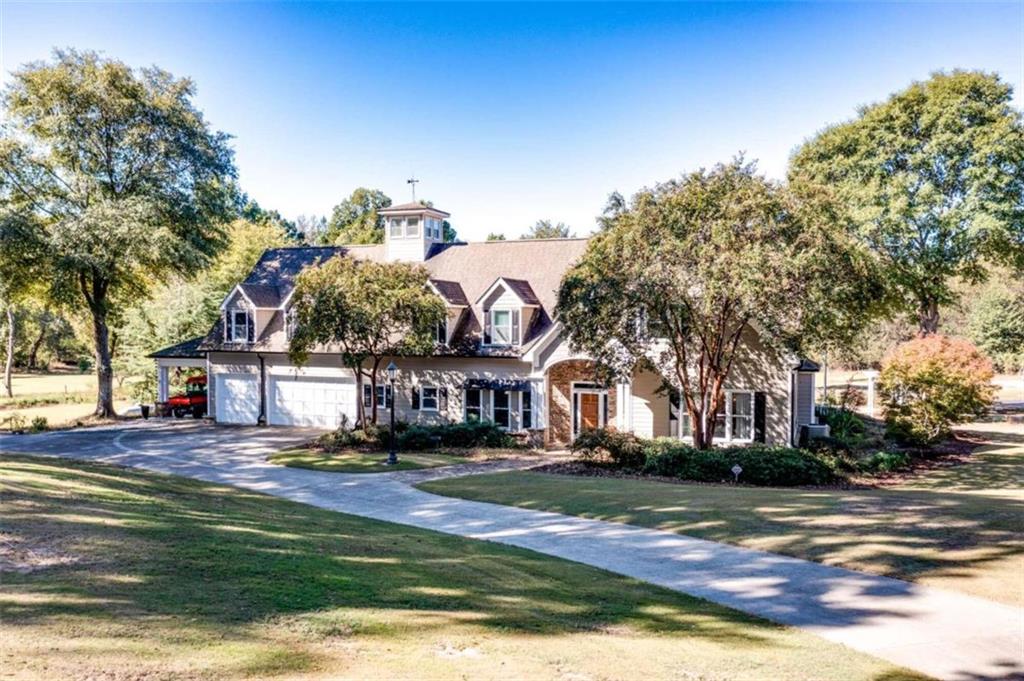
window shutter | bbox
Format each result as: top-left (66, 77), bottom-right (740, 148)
top-left (223, 312), bottom-right (229, 342)
top-left (754, 392), bottom-right (766, 443)
top-left (483, 310), bottom-right (492, 344)
top-left (439, 387), bottom-right (448, 411)
top-left (512, 309), bottom-right (520, 344)
top-left (363, 384), bottom-right (372, 408)
top-left (246, 313), bottom-right (254, 342)
top-left (411, 386), bottom-right (420, 410)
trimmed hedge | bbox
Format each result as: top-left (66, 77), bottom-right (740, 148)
top-left (572, 428), bottom-right (840, 486)
top-left (399, 420), bottom-right (518, 451)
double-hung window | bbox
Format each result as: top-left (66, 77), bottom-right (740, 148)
top-left (363, 384), bottom-right (392, 409)
top-left (488, 309), bottom-right (517, 345)
top-left (675, 390), bottom-right (753, 442)
top-left (390, 218), bottom-right (404, 238)
top-left (420, 386), bottom-right (439, 411)
top-left (229, 309), bottom-right (250, 342)
top-left (405, 217), bottom-right (420, 237)
top-left (464, 388), bottom-right (482, 421)
top-left (492, 389), bottom-right (510, 429)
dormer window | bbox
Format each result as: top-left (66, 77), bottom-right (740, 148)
top-left (405, 217), bottom-right (419, 237)
top-left (484, 308), bottom-right (520, 346)
top-left (228, 309), bottom-right (252, 343)
top-left (435, 318), bottom-right (447, 345)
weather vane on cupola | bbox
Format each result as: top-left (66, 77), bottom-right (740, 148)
top-left (407, 175), bottom-right (419, 203)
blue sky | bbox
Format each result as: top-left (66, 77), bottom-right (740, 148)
top-left (2, 2), bottom-right (1021, 240)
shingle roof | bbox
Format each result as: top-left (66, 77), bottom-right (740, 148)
top-left (148, 336), bottom-right (206, 359)
top-left (243, 246), bottom-right (346, 303)
top-left (379, 202), bottom-right (451, 217)
top-left (430, 279), bottom-right (470, 306)
top-left (500, 278), bottom-right (541, 306)
top-left (239, 283), bottom-right (283, 308)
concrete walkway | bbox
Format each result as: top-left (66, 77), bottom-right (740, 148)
top-left (3, 421), bottom-right (1022, 681)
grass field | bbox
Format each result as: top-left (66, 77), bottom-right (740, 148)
top-left (6, 371), bottom-right (99, 396)
top-left (0, 455), bottom-right (922, 681)
top-left (1, 372), bottom-right (136, 430)
top-left (421, 422), bottom-right (1024, 607)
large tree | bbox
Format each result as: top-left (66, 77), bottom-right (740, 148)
top-left (322, 188), bottom-right (392, 245)
top-left (288, 256), bottom-right (445, 425)
top-left (0, 212), bottom-right (47, 396)
top-left (790, 70), bottom-right (1024, 334)
top-left (557, 160), bottom-right (882, 449)
top-left (523, 219), bottom-right (573, 239)
top-left (0, 49), bottom-right (236, 416)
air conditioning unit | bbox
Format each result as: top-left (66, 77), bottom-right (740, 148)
top-left (798, 424), bottom-right (831, 446)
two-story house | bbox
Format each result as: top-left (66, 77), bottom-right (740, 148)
top-left (152, 202), bottom-right (819, 447)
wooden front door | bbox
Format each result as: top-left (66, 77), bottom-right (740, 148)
top-left (579, 393), bottom-right (601, 431)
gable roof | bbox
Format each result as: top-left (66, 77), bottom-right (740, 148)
top-left (148, 336), bottom-right (206, 359)
top-left (242, 246), bottom-right (345, 303)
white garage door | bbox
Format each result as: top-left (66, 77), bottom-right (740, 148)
top-left (216, 373), bottom-right (260, 425)
top-left (268, 375), bottom-right (356, 428)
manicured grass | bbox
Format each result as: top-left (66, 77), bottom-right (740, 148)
top-left (269, 447), bottom-right (466, 472)
top-left (420, 423), bottom-right (1024, 607)
top-left (0, 454), bottom-right (922, 681)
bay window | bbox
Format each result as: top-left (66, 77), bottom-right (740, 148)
top-left (464, 388), bottom-right (482, 421)
top-left (492, 389), bottom-right (510, 429)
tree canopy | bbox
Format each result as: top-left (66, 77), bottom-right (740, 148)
top-left (322, 188), bottom-right (392, 245)
top-left (789, 70), bottom-right (1024, 334)
top-left (486, 232), bottom-right (506, 241)
top-left (288, 256), bottom-right (445, 424)
top-left (0, 49), bottom-right (236, 415)
top-left (523, 219), bottom-right (573, 239)
top-left (557, 159), bottom-right (882, 448)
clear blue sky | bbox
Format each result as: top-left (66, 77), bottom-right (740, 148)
top-left (2, 2), bottom-right (1021, 240)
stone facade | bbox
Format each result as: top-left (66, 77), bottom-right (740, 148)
top-left (545, 359), bottom-right (616, 448)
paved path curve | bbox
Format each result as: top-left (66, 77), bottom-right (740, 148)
top-left (3, 421), bottom-right (1021, 681)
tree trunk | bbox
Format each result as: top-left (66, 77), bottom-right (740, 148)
top-left (918, 299), bottom-right (940, 336)
top-left (27, 321), bottom-right (46, 371)
top-left (3, 306), bottom-right (14, 398)
top-left (354, 365), bottom-right (365, 428)
top-left (368, 357), bottom-right (384, 424)
top-left (91, 307), bottom-right (116, 417)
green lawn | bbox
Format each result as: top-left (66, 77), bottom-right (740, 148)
top-left (269, 447), bottom-right (466, 473)
top-left (0, 454), bottom-right (922, 681)
top-left (420, 422), bottom-right (1024, 607)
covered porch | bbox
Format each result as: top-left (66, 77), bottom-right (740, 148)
top-left (148, 337), bottom-right (207, 403)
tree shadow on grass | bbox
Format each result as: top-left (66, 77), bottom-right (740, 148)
top-left (0, 455), bottom-right (777, 651)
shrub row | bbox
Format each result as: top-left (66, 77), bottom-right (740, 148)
top-left (572, 428), bottom-right (840, 486)
top-left (316, 419), bottom-right (518, 452)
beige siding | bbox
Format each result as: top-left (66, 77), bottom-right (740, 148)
top-left (630, 368), bottom-right (671, 439)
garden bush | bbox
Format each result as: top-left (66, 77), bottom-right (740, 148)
top-left (880, 335), bottom-right (996, 444)
top-left (571, 428), bottom-right (646, 470)
top-left (29, 416), bottom-right (48, 433)
top-left (815, 406), bottom-right (865, 448)
top-left (857, 450), bottom-right (911, 474)
top-left (642, 441), bottom-right (839, 486)
top-left (398, 420), bottom-right (517, 450)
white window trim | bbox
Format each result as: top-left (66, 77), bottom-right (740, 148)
top-left (390, 218), bottom-right (404, 238)
top-left (405, 217), bottom-right (420, 237)
top-left (364, 384), bottom-right (392, 409)
top-left (490, 388), bottom-right (514, 431)
top-left (486, 308), bottom-right (514, 346)
top-left (420, 385), bottom-right (439, 412)
top-left (229, 309), bottom-right (250, 342)
top-left (680, 389), bottom-right (754, 443)
top-left (463, 388), bottom-right (483, 422)
top-left (435, 318), bottom-right (447, 345)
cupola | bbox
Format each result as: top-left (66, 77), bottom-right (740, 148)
top-left (379, 202), bottom-right (449, 262)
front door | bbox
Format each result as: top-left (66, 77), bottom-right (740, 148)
top-left (572, 386), bottom-right (607, 439)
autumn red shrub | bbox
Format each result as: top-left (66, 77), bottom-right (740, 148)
top-left (879, 335), bottom-right (996, 444)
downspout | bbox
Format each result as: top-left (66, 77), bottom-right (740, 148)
top-left (258, 354), bottom-right (267, 425)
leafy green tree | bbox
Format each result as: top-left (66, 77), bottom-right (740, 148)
top-left (790, 71), bottom-right (1024, 334)
top-left (0, 49), bottom-right (236, 416)
top-left (0, 212), bottom-right (47, 395)
top-left (322, 188), bottom-right (392, 245)
top-left (486, 232), bottom-right (506, 241)
top-left (557, 159), bottom-right (882, 449)
top-left (288, 257), bottom-right (445, 424)
top-left (967, 280), bottom-right (1024, 373)
top-left (240, 197), bottom-right (302, 243)
top-left (523, 219), bottom-right (573, 239)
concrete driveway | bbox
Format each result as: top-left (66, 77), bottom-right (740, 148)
top-left (2, 421), bottom-right (1022, 681)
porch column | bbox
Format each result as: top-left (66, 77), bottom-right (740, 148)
top-left (157, 365), bottom-right (170, 403)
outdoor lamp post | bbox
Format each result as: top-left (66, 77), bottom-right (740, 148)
top-left (386, 361), bottom-right (398, 465)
